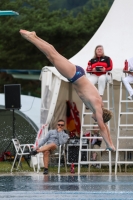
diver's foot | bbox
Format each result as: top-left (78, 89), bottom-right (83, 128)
top-left (19, 29), bottom-right (37, 40)
top-left (105, 146), bottom-right (115, 152)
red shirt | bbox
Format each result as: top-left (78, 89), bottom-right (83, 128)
top-left (86, 56), bottom-right (113, 76)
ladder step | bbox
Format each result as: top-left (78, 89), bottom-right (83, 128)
top-left (83, 110), bottom-right (114, 115)
top-left (116, 149), bottom-right (133, 151)
top-left (120, 112), bottom-right (133, 114)
top-left (79, 149), bottom-right (109, 151)
top-left (116, 161), bottom-right (133, 164)
top-left (79, 161), bottom-right (111, 164)
top-left (119, 124), bottom-right (133, 127)
top-left (83, 113), bottom-right (92, 115)
top-left (82, 125), bottom-right (98, 127)
top-left (80, 136), bottom-right (103, 139)
top-left (121, 100), bottom-right (133, 102)
top-left (117, 137), bottom-right (133, 139)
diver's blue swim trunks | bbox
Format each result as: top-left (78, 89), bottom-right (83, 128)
top-left (68, 65), bottom-right (85, 83)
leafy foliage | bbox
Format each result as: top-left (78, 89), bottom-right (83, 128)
top-left (0, 0), bottom-right (50, 69)
top-left (0, 0), bottom-right (114, 96)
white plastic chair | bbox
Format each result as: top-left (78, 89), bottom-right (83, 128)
top-left (36, 144), bottom-right (67, 174)
top-left (57, 144), bottom-right (67, 174)
top-left (11, 138), bottom-right (36, 172)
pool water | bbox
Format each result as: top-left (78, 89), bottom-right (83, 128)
top-left (0, 175), bottom-right (133, 199)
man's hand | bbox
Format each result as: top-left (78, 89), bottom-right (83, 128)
top-left (57, 127), bottom-right (63, 132)
top-left (123, 70), bottom-right (128, 73)
top-left (92, 68), bottom-right (96, 72)
top-left (128, 71), bottom-right (133, 76)
top-left (100, 67), bottom-right (106, 72)
top-left (123, 70), bottom-right (133, 76)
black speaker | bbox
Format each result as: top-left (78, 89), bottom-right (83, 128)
top-left (4, 84), bottom-right (21, 109)
top-left (67, 145), bottom-right (88, 163)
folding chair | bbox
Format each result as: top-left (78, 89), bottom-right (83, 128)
top-left (36, 144), bottom-right (67, 174)
top-left (11, 138), bottom-right (36, 172)
top-left (57, 144), bottom-right (67, 174)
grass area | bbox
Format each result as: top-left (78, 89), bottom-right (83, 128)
top-left (0, 160), bottom-right (34, 173)
top-left (0, 160), bottom-right (133, 174)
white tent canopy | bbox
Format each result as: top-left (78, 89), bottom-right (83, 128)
top-left (40, 0), bottom-right (133, 136)
top-left (44, 0), bottom-right (133, 81)
top-left (0, 94), bottom-right (41, 129)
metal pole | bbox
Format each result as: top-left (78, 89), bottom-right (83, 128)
top-left (12, 109), bottom-right (15, 138)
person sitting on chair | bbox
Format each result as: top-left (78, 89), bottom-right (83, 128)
top-left (122, 57), bottom-right (133, 100)
top-left (30, 119), bottom-right (69, 174)
top-left (86, 45), bottom-right (113, 100)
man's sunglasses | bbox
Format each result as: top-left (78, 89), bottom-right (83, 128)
top-left (57, 124), bottom-right (64, 127)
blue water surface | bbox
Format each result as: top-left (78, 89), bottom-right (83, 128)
top-left (0, 175), bottom-right (133, 199)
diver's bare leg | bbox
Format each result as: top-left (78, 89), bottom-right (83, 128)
top-left (19, 30), bottom-right (76, 79)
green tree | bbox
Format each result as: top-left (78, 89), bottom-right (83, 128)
top-left (0, 0), bottom-right (113, 70)
top-left (0, 0), bottom-right (113, 96)
top-left (0, 0), bottom-right (51, 69)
